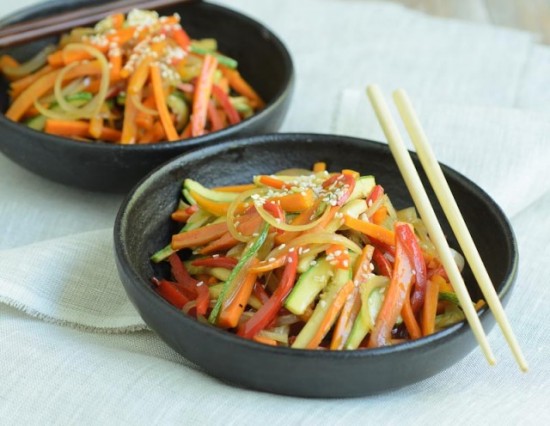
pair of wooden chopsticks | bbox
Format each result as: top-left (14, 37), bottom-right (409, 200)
top-left (367, 85), bottom-right (528, 372)
top-left (0, 0), bottom-right (198, 48)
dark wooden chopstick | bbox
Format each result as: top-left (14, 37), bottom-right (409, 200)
top-left (0, 0), bottom-right (199, 48)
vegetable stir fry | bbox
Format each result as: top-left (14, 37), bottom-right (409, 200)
top-left (0, 9), bottom-right (263, 144)
top-left (151, 163), bottom-right (482, 349)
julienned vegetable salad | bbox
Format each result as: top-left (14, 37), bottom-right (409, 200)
top-left (0, 9), bottom-right (263, 144)
top-left (151, 163), bottom-right (482, 349)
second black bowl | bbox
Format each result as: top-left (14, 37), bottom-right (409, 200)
top-left (0, 0), bottom-right (294, 192)
top-left (114, 133), bottom-right (518, 398)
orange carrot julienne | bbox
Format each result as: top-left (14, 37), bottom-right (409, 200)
top-left (344, 215), bottom-right (395, 247)
top-left (9, 65), bottom-right (54, 98)
top-left (368, 223), bottom-right (415, 348)
top-left (44, 119), bottom-right (120, 142)
top-left (220, 66), bottom-right (265, 108)
top-left (422, 278), bottom-right (440, 336)
top-left (88, 115), bottom-right (103, 139)
top-left (6, 61), bottom-right (103, 122)
top-left (150, 62), bottom-right (179, 141)
top-left (121, 88), bottom-right (138, 144)
top-left (191, 54), bottom-right (218, 137)
top-left (258, 175), bottom-right (291, 190)
top-left (330, 244), bottom-right (374, 349)
top-left (401, 285), bottom-right (422, 340)
top-left (271, 189), bottom-right (315, 212)
top-left (213, 183), bottom-right (257, 193)
top-left (306, 279), bottom-right (355, 349)
top-left (218, 259), bottom-right (260, 328)
top-left (313, 162), bottom-right (326, 172)
top-left (128, 56), bottom-right (152, 94)
top-left (171, 222), bottom-right (228, 250)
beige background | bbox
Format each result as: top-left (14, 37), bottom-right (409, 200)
top-left (389, 0), bottom-right (550, 42)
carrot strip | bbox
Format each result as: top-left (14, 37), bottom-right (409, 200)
top-left (422, 278), bottom-right (440, 336)
top-left (171, 222), bottom-right (228, 250)
top-left (128, 56), bottom-right (152, 95)
top-left (172, 26), bottom-right (191, 50)
top-left (249, 255), bottom-right (286, 273)
top-left (220, 66), bottom-right (265, 108)
top-left (10, 65), bottom-right (54, 98)
top-left (330, 244), bottom-right (374, 349)
top-left (199, 232), bottom-right (238, 255)
top-left (89, 115), bottom-right (104, 139)
top-left (150, 63), bottom-right (178, 141)
top-left (213, 183), bottom-right (257, 193)
top-left (44, 119), bottom-right (120, 142)
top-left (344, 215), bottom-right (395, 247)
top-left (0, 55), bottom-right (19, 71)
top-left (121, 88), bottom-right (138, 144)
top-left (368, 223), bottom-right (415, 348)
top-left (258, 175), bottom-right (291, 190)
top-left (252, 335), bottom-right (277, 346)
top-left (306, 280), bottom-right (355, 349)
top-left (6, 61), bottom-right (102, 122)
top-left (313, 162), bottom-right (326, 172)
top-left (401, 286), bottom-right (422, 340)
top-left (191, 54), bottom-right (218, 137)
top-left (272, 189), bottom-right (315, 213)
top-left (371, 206), bottom-right (388, 225)
top-left (218, 259), bottom-right (260, 328)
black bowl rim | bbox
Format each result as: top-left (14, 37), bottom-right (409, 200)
top-left (0, 0), bottom-right (294, 152)
top-left (114, 132), bottom-right (519, 361)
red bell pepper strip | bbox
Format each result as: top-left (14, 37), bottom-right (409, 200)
top-left (191, 256), bottom-right (238, 269)
top-left (169, 253), bottom-right (198, 289)
top-left (372, 248), bottom-right (393, 278)
top-left (237, 250), bottom-right (299, 338)
top-left (191, 54), bottom-right (218, 137)
top-left (211, 84), bottom-right (241, 125)
top-left (152, 278), bottom-right (190, 309)
top-left (252, 281), bottom-right (270, 305)
top-left (396, 224), bottom-right (427, 314)
top-left (366, 184), bottom-right (384, 206)
top-left (322, 173), bottom-right (356, 206)
top-left (368, 222), bottom-right (415, 348)
top-left (195, 282), bottom-right (210, 317)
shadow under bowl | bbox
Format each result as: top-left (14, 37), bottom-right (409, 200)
top-left (0, 0), bottom-right (294, 192)
top-left (114, 133), bottom-right (518, 397)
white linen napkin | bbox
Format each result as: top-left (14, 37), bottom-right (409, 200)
top-left (1, 0), bottom-right (550, 423)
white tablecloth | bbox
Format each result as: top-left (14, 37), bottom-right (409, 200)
top-left (1, 0), bottom-right (549, 424)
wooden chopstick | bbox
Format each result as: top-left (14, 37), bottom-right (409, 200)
top-left (0, 0), bottom-right (198, 48)
top-left (366, 84), bottom-right (497, 367)
top-left (393, 89), bottom-right (528, 372)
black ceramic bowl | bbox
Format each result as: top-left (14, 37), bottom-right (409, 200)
top-left (114, 134), bottom-right (518, 397)
top-left (0, 0), bottom-right (293, 192)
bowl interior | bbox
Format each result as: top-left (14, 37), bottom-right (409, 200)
top-left (115, 134), bottom-right (518, 397)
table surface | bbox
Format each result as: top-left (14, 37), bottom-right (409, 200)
top-left (393, 0), bottom-right (550, 43)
